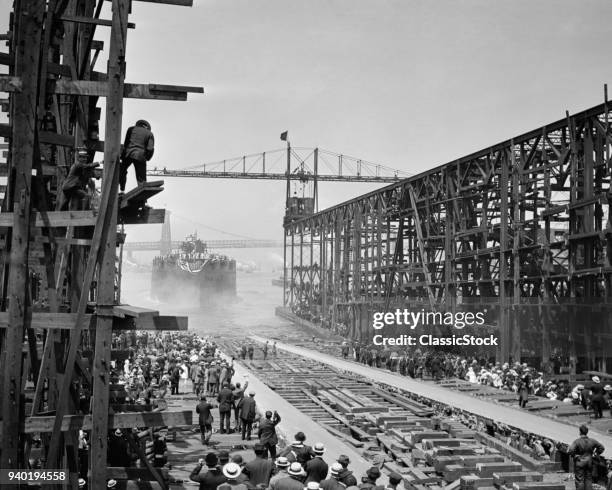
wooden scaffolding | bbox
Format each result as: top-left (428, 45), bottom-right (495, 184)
top-left (0, 0), bottom-right (201, 487)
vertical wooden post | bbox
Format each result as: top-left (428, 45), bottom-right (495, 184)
top-left (90, 0), bottom-right (129, 487)
top-left (1, 0), bottom-right (45, 469)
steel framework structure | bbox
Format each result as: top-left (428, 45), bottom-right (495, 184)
top-left (284, 99), bottom-right (612, 372)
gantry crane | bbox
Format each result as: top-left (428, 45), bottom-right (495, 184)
top-left (146, 144), bottom-right (410, 220)
top-left (146, 140), bottom-right (411, 301)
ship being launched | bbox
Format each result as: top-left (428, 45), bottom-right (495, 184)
top-left (151, 233), bottom-right (236, 306)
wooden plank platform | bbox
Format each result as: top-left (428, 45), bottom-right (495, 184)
top-left (120, 206), bottom-right (166, 225)
top-left (120, 181), bottom-right (164, 209)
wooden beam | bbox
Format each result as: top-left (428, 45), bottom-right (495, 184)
top-left (34, 236), bottom-right (93, 246)
top-left (0, 210), bottom-right (98, 227)
top-left (120, 207), bottom-right (166, 225)
top-left (0, 75), bottom-right (22, 92)
top-left (120, 181), bottom-right (164, 209)
top-left (59, 15), bottom-right (135, 29)
top-left (131, 315), bottom-right (188, 331)
top-left (39, 130), bottom-right (105, 152)
top-left (24, 410), bottom-right (193, 433)
top-left (89, 0), bottom-right (129, 485)
top-left (0, 312), bottom-right (95, 330)
top-left (132, 0), bottom-right (193, 5)
top-left (113, 304), bottom-right (159, 318)
top-left (49, 80), bottom-right (203, 100)
top-left (38, 131), bottom-right (104, 151)
top-left (0, 123), bottom-right (11, 138)
top-left (0, 313), bottom-right (187, 331)
top-left (1, 0), bottom-right (45, 469)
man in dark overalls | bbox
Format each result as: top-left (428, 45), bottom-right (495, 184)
top-left (568, 425), bottom-right (604, 490)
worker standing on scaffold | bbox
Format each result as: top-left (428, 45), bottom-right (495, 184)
top-left (61, 147), bottom-right (100, 210)
top-left (120, 119), bottom-right (155, 193)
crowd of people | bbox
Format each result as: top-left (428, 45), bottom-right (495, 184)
top-left (190, 431), bottom-right (402, 490)
top-left (91, 330), bottom-right (612, 490)
top-left (73, 331), bottom-right (247, 487)
top-left (341, 343), bottom-right (612, 418)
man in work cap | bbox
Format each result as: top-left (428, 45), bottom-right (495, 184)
top-left (61, 147), bottom-right (100, 210)
top-left (387, 472), bottom-right (403, 490)
top-left (190, 452), bottom-right (226, 489)
top-left (336, 455), bottom-right (357, 487)
top-left (120, 119), bottom-right (154, 192)
top-left (244, 444), bottom-right (274, 487)
top-left (359, 467), bottom-right (381, 490)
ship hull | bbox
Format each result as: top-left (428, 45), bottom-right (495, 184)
top-left (151, 259), bottom-right (236, 306)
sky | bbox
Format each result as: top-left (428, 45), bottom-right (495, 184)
top-left (3, 0), bottom-right (612, 244)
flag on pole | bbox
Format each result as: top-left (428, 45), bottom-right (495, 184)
top-left (280, 131), bottom-right (288, 141)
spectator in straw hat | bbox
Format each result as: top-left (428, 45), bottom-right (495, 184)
top-left (270, 462), bottom-right (305, 490)
top-left (268, 457), bottom-right (291, 489)
top-left (218, 462), bottom-right (248, 490)
top-left (589, 376), bottom-right (604, 419)
top-left (230, 454), bottom-right (251, 487)
top-left (306, 483), bottom-right (321, 490)
top-left (305, 443), bottom-right (328, 483)
top-left (107, 429), bottom-right (133, 467)
top-left (320, 463), bottom-right (346, 490)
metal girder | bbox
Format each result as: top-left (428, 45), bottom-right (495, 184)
top-left (284, 100), bottom-right (612, 369)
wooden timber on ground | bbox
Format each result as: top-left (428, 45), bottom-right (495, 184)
top-left (223, 340), bottom-right (570, 490)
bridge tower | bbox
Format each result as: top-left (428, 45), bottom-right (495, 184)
top-left (161, 210), bottom-right (172, 255)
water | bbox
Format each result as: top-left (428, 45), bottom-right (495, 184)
top-left (120, 269), bottom-right (291, 337)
